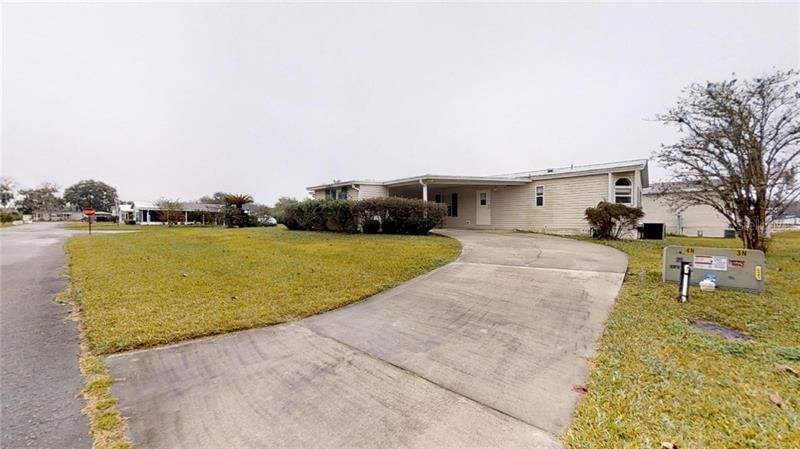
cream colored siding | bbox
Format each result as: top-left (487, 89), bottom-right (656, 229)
top-left (432, 174), bottom-right (616, 234)
top-left (357, 184), bottom-right (389, 200)
top-left (642, 194), bottom-right (731, 237)
top-left (524, 173), bottom-right (609, 234)
top-left (312, 186), bottom-right (358, 200)
top-left (431, 185), bottom-right (528, 229)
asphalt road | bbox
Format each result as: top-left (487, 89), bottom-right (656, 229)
top-left (1, 223), bottom-right (90, 449)
top-left (108, 230), bottom-right (627, 448)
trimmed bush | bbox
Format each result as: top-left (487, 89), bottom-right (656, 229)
top-left (354, 197), bottom-right (447, 235)
top-left (362, 218), bottom-right (381, 234)
top-left (283, 198), bottom-right (446, 235)
top-left (584, 201), bottom-right (644, 239)
top-left (0, 209), bottom-right (21, 223)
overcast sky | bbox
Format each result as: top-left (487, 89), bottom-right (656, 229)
top-left (2, 3), bottom-right (798, 204)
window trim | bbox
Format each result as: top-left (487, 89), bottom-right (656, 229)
top-left (534, 185), bottom-right (544, 207)
top-left (614, 178), bottom-right (633, 204)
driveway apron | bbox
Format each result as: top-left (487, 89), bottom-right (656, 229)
top-left (107, 230), bottom-right (627, 448)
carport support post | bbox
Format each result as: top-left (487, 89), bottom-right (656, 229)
top-left (420, 180), bottom-right (428, 201)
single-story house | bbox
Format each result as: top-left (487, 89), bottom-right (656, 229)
top-left (307, 159), bottom-right (649, 235)
top-left (641, 185), bottom-right (733, 237)
top-left (33, 209), bottom-right (83, 221)
top-left (774, 215), bottom-right (800, 230)
top-left (131, 201), bottom-right (224, 225)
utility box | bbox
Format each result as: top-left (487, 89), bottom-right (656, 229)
top-left (662, 246), bottom-right (766, 292)
top-left (641, 223), bottom-right (666, 240)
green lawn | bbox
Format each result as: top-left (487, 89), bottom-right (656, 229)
top-left (565, 231), bottom-right (800, 448)
top-left (67, 226), bottom-right (461, 355)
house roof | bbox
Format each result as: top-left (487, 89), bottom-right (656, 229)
top-left (305, 180), bottom-right (384, 190)
top-left (131, 201), bottom-right (223, 212)
top-left (382, 174), bottom-right (532, 187)
top-left (495, 159), bottom-right (649, 184)
top-left (307, 158), bottom-right (650, 191)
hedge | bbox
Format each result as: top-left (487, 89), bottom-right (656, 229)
top-left (282, 198), bottom-right (447, 235)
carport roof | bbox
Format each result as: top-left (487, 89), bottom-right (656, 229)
top-left (307, 158), bottom-right (650, 191)
top-left (307, 175), bottom-right (531, 191)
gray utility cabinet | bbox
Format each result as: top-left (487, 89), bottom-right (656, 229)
top-left (662, 246), bottom-right (766, 292)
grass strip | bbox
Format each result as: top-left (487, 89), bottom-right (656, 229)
top-left (564, 232), bottom-right (800, 448)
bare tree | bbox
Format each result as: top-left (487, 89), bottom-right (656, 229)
top-left (156, 199), bottom-right (184, 226)
top-left (655, 69), bottom-right (800, 251)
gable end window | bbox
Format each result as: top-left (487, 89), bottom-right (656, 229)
top-left (614, 178), bottom-right (632, 204)
top-left (535, 185), bottom-right (544, 207)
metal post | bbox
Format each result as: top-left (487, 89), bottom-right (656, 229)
top-left (89, 215), bottom-right (92, 236)
top-left (679, 261), bottom-right (692, 303)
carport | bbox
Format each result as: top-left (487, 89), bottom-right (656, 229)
top-left (384, 175), bottom-right (531, 227)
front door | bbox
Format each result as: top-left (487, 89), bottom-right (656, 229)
top-left (476, 190), bottom-right (491, 225)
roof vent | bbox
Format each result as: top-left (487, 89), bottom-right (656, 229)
top-left (547, 168), bottom-right (554, 173)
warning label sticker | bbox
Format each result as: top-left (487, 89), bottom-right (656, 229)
top-left (693, 255), bottom-right (728, 271)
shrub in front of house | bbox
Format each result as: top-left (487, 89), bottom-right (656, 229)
top-left (354, 197), bottom-right (447, 235)
top-left (282, 198), bottom-right (446, 235)
top-left (584, 201), bottom-right (644, 239)
top-left (0, 209), bottom-right (21, 223)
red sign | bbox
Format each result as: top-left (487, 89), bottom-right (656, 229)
top-left (83, 208), bottom-right (96, 216)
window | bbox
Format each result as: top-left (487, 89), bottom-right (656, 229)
top-left (450, 193), bottom-right (458, 217)
top-left (614, 178), bottom-right (632, 204)
top-left (479, 192), bottom-right (487, 206)
top-left (434, 193), bottom-right (442, 203)
top-left (535, 185), bottom-right (544, 207)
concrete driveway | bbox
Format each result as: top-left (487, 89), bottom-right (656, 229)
top-left (107, 230), bottom-right (627, 448)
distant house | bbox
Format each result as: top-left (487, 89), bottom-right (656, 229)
top-left (774, 215), bottom-right (800, 230)
top-left (131, 201), bottom-right (223, 225)
top-left (33, 208), bottom-right (82, 222)
top-left (641, 185), bottom-right (733, 237)
top-left (307, 159), bottom-right (650, 235)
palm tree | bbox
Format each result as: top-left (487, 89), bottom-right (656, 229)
top-left (223, 194), bottom-right (253, 208)
top-left (223, 194), bottom-right (253, 228)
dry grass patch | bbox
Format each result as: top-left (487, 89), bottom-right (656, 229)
top-left (67, 226), bottom-right (460, 354)
top-left (565, 232), bottom-right (800, 448)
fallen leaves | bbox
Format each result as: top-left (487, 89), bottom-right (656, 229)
top-left (774, 362), bottom-right (799, 377)
top-left (769, 393), bottom-right (785, 408)
top-left (572, 385), bottom-right (588, 394)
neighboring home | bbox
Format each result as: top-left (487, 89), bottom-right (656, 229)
top-left (774, 215), bottom-right (800, 230)
top-left (33, 209), bottom-right (83, 222)
top-left (641, 184), bottom-right (733, 237)
top-left (131, 201), bottom-right (223, 225)
top-left (307, 159), bottom-right (649, 235)
top-left (115, 203), bottom-right (134, 224)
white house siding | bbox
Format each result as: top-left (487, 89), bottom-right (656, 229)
top-left (430, 175), bottom-right (613, 234)
top-left (525, 173), bottom-right (610, 235)
top-left (312, 186), bottom-right (360, 200)
top-left (642, 194), bottom-right (731, 237)
top-left (357, 184), bottom-right (389, 200)
top-left (427, 185), bottom-right (528, 229)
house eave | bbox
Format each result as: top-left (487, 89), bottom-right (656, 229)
top-left (306, 180), bottom-right (384, 191)
top-left (384, 175), bottom-right (531, 187)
